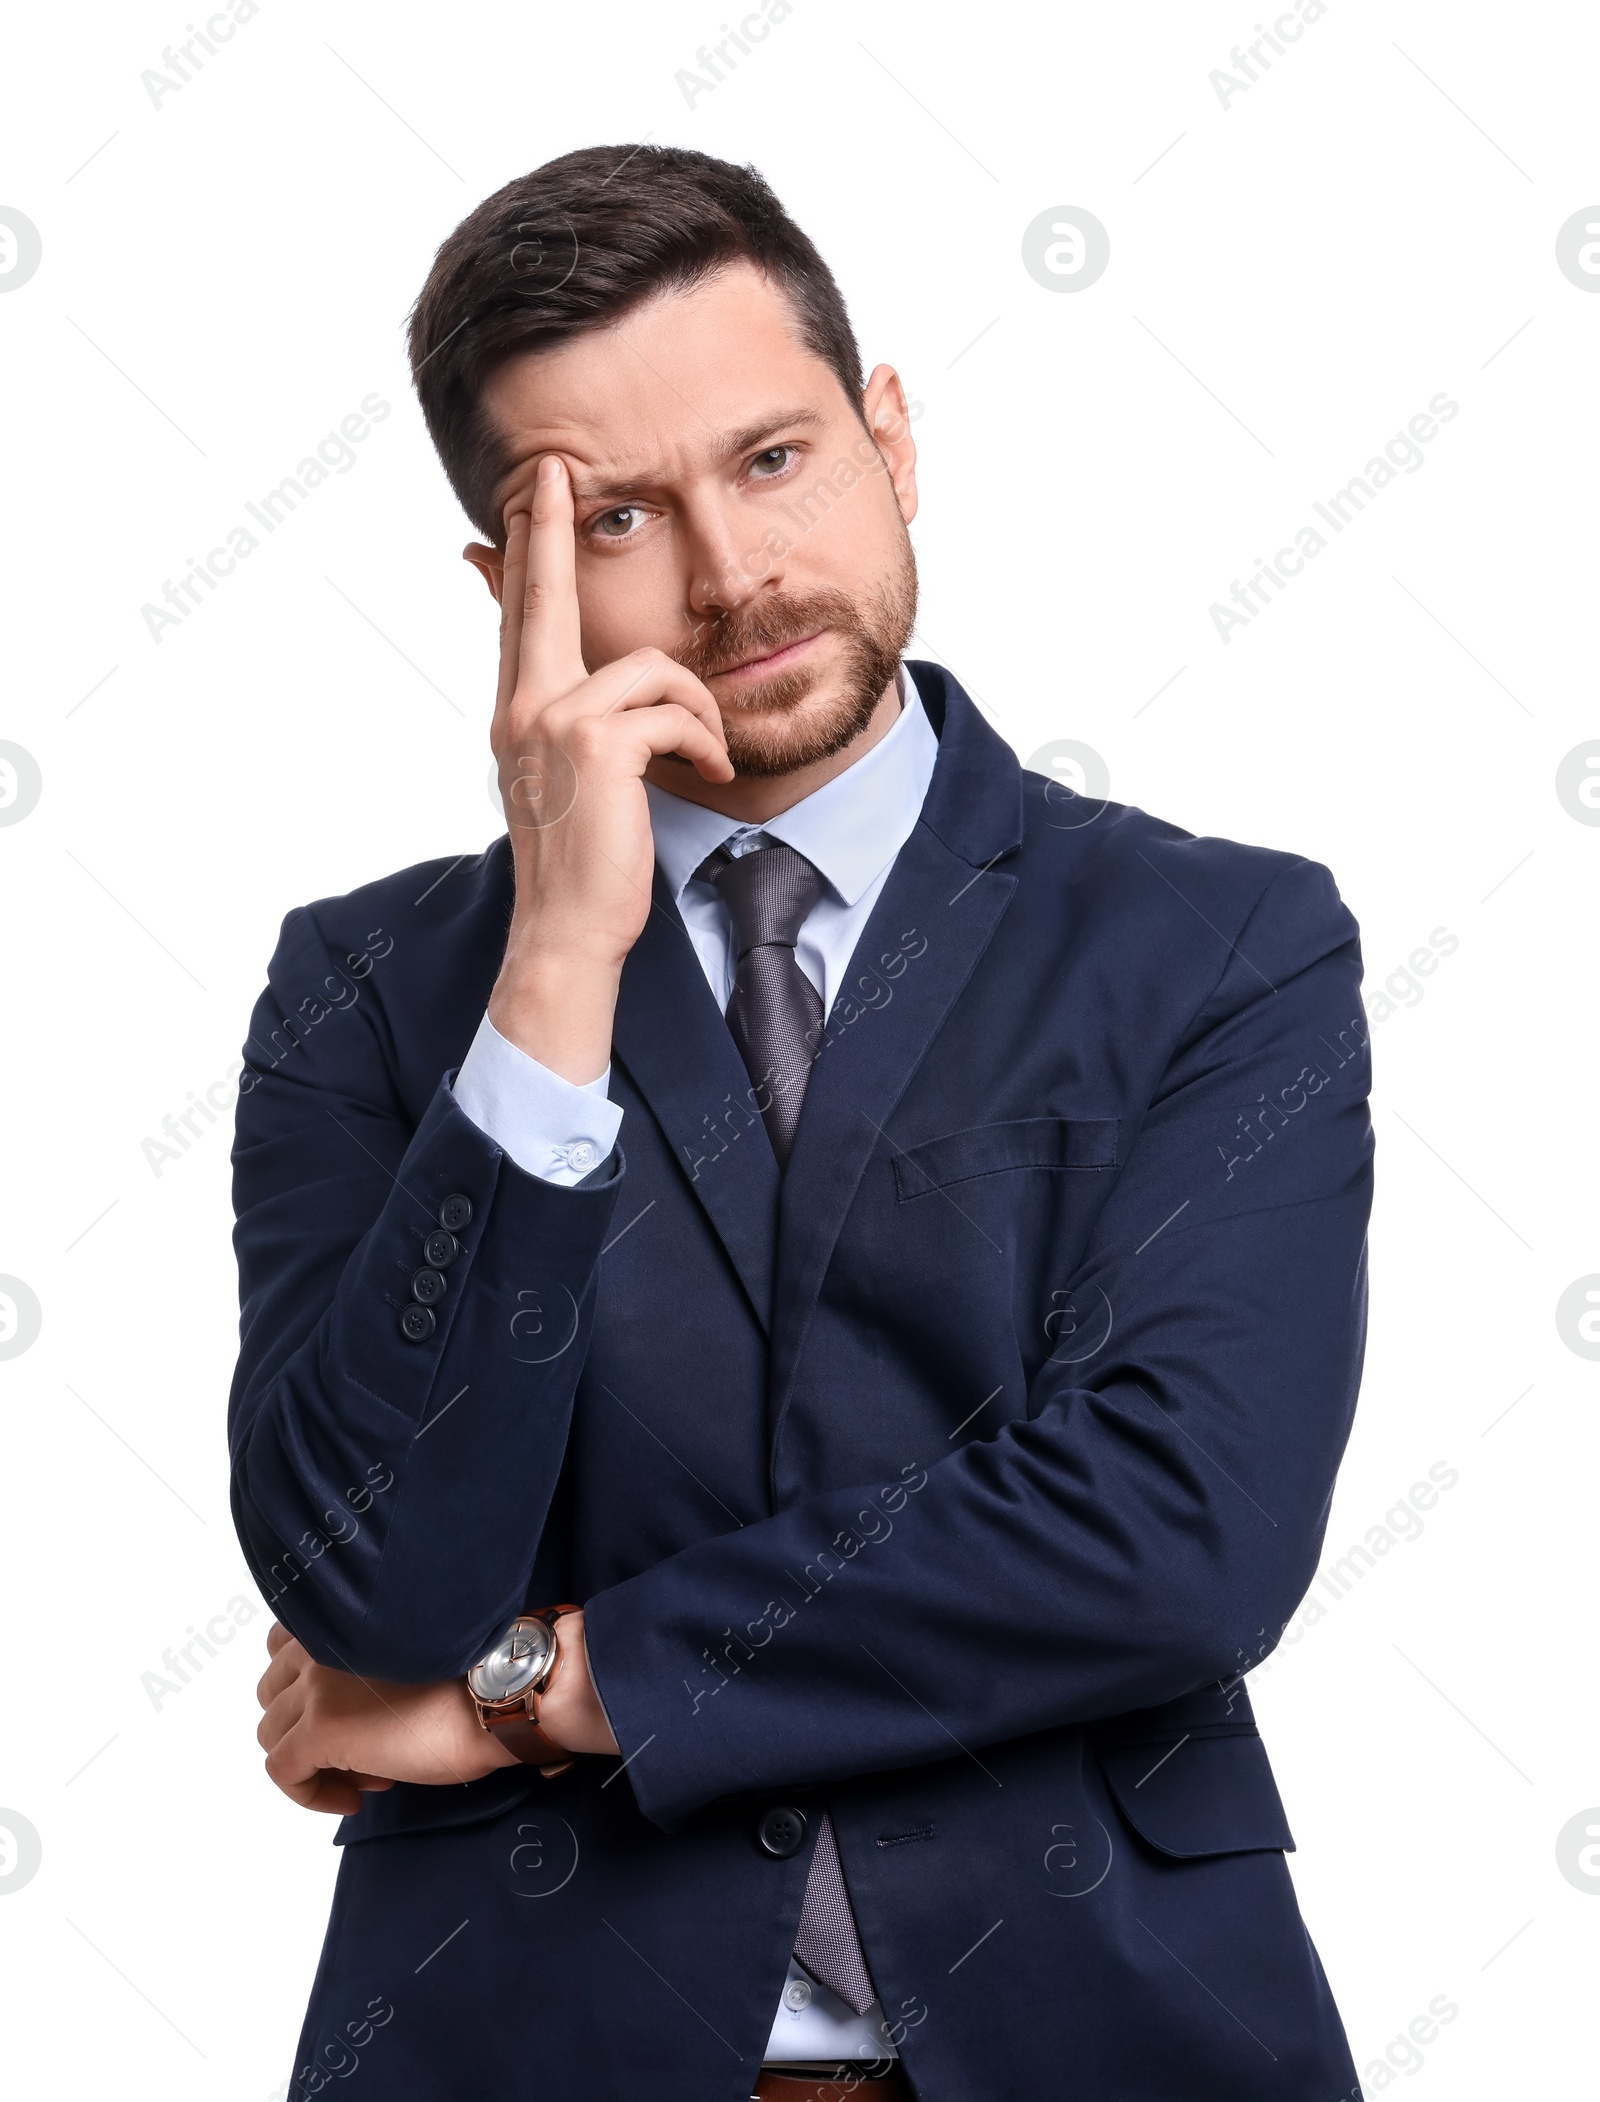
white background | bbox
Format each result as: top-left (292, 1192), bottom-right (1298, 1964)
top-left (1, 0), bottom-right (1595, 2094)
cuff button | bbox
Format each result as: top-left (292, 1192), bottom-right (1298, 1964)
top-left (411, 1267), bottom-right (447, 1306)
top-left (400, 1304), bottom-right (436, 1343)
top-left (439, 1193), bottom-right (473, 1233)
top-left (423, 1229), bottom-right (459, 1269)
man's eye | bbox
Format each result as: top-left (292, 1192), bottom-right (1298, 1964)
top-left (593, 506), bottom-right (644, 538)
top-left (749, 446), bottom-right (795, 478)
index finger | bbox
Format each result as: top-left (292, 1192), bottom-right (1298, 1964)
top-left (492, 505), bottom-right (531, 722)
top-left (518, 454), bottom-right (586, 699)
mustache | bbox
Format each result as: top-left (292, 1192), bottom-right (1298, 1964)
top-left (672, 590), bottom-right (857, 683)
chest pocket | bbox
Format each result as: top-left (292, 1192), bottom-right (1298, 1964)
top-left (893, 1116), bottom-right (1119, 1200)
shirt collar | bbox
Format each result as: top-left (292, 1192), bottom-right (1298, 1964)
top-left (645, 669), bottom-right (939, 909)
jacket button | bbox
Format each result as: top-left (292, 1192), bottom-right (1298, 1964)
top-left (411, 1267), bottom-right (446, 1306)
top-left (439, 1193), bottom-right (473, 1233)
top-left (400, 1304), bottom-right (436, 1343)
top-left (422, 1229), bottom-right (459, 1269)
top-left (757, 1806), bottom-right (808, 1859)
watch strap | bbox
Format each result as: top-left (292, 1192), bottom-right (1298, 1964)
top-left (485, 1709), bottom-right (575, 1775)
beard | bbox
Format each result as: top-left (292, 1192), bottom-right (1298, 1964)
top-left (671, 525), bottom-right (918, 779)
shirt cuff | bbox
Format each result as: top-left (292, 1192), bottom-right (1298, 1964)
top-left (451, 1011), bottom-right (623, 1186)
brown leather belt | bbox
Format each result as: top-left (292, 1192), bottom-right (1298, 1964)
top-left (753, 2065), bottom-right (913, 2101)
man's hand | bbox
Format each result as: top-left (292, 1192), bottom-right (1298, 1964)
top-left (255, 1612), bottom-right (619, 1816)
top-left (487, 454), bottom-right (732, 1082)
top-left (255, 1621), bottom-right (515, 1816)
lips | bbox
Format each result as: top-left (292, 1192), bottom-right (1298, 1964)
top-left (708, 629), bottom-right (825, 679)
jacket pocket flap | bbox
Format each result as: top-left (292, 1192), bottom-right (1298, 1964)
top-left (895, 1117), bottom-right (1119, 1198)
top-left (334, 1766), bottom-right (538, 1847)
top-left (1098, 1731), bottom-right (1295, 1858)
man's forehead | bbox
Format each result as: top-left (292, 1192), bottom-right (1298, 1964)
top-left (491, 398), bottom-right (831, 507)
top-left (483, 264), bottom-right (847, 506)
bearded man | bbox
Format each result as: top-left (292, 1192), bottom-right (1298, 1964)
top-left (235, 145), bottom-right (1373, 2102)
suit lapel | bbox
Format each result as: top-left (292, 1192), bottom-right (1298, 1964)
top-left (767, 665), bottom-right (1025, 1446)
top-left (610, 872), bottom-right (781, 1334)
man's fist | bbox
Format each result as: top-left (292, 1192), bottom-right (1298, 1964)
top-left (255, 1622), bottom-right (516, 1816)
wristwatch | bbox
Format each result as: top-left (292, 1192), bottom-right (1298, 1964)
top-left (467, 1606), bottom-right (580, 1774)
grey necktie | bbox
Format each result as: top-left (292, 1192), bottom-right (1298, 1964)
top-left (693, 839), bottom-right (879, 2016)
top-left (791, 1805), bottom-right (877, 2016)
top-left (697, 840), bottom-right (827, 1168)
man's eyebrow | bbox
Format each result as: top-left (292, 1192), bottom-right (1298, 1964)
top-left (566, 407), bottom-right (828, 505)
top-left (720, 405), bottom-right (827, 455)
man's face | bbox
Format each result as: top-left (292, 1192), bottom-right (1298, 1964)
top-left (474, 262), bottom-right (919, 778)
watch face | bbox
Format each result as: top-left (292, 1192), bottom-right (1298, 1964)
top-left (468, 1616), bottom-right (555, 1703)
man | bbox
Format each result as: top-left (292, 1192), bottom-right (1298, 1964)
top-left (235, 146), bottom-right (1373, 2101)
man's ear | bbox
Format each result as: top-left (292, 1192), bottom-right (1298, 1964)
top-left (463, 541), bottom-right (506, 605)
top-left (861, 364), bottom-right (919, 527)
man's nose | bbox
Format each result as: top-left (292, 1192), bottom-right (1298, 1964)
top-left (683, 505), bottom-right (783, 619)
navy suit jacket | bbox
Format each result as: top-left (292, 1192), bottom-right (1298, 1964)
top-left (230, 663), bottom-right (1373, 2101)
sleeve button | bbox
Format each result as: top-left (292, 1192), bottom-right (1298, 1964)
top-left (439, 1193), bottom-right (473, 1233)
top-left (400, 1304), bottom-right (436, 1343)
top-left (422, 1229), bottom-right (459, 1269)
top-left (411, 1267), bottom-right (447, 1306)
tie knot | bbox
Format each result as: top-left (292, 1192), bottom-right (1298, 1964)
top-left (698, 841), bottom-right (827, 958)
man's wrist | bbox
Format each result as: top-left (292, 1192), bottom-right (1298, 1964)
top-left (488, 942), bottom-right (622, 1084)
top-left (461, 1608), bottom-right (617, 1767)
top-left (536, 1609), bottom-right (620, 1756)
top-left (459, 1679), bottom-right (521, 1771)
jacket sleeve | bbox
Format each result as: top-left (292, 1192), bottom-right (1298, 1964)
top-left (583, 856), bottom-right (1374, 1829)
top-left (227, 902), bottom-right (623, 1681)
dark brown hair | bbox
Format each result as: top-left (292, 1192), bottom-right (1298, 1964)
top-left (406, 145), bottom-right (865, 544)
